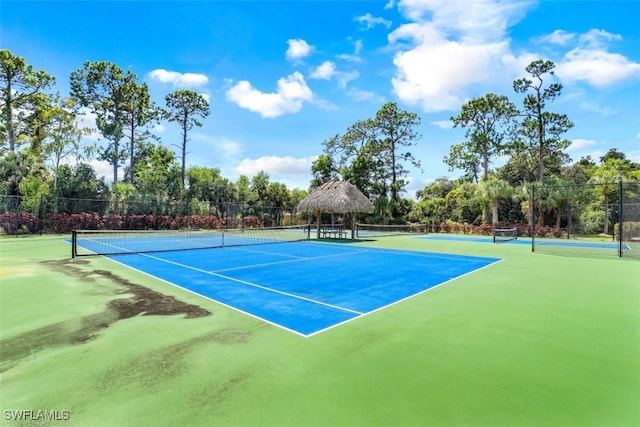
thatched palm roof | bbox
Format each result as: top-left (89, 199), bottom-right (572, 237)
top-left (298, 180), bottom-right (374, 214)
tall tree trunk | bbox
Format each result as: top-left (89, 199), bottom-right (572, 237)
top-left (491, 199), bottom-right (499, 224)
top-left (112, 137), bottom-right (119, 184)
top-left (482, 206), bottom-right (490, 224)
top-left (181, 115), bottom-right (188, 189)
top-left (603, 192), bottom-right (609, 235)
top-left (6, 79), bottom-right (14, 151)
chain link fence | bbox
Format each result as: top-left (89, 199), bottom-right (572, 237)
top-left (531, 181), bottom-right (640, 259)
top-left (0, 195), bottom-right (307, 235)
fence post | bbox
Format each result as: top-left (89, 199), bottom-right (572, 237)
top-left (619, 180), bottom-right (623, 258)
top-left (531, 184), bottom-right (536, 252)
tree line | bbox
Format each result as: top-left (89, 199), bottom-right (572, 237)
top-left (1, 49), bottom-right (639, 234)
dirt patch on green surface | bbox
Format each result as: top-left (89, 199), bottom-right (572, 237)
top-left (0, 258), bottom-right (212, 372)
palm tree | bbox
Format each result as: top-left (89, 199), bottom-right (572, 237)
top-left (477, 178), bottom-right (512, 224)
top-left (544, 177), bottom-right (574, 232)
top-left (589, 164), bottom-right (622, 235)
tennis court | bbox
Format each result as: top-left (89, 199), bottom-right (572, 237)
top-left (421, 234), bottom-right (631, 249)
top-left (73, 230), bottom-right (501, 336)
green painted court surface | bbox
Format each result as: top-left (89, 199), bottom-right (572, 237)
top-left (1, 235), bottom-right (639, 426)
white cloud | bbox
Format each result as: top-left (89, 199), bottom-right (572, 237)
top-left (555, 48), bottom-right (640, 87)
top-left (354, 40), bottom-right (363, 55)
top-left (310, 61), bottom-right (336, 80)
top-left (286, 39), bottom-right (314, 61)
top-left (396, 0), bottom-right (531, 39)
top-left (347, 88), bottom-right (385, 103)
top-left (355, 13), bottom-right (392, 29)
top-left (152, 124), bottom-right (166, 133)
top-left (215, 139), bottom-right (244, 158)
top-left (534, 28), bottom-right (640, 87)
top-left (535, 30), bottom-right (575, 46)
top-left (147, 69), bottom-right (209, 88)
top-left (235, 155), bottom-right (316, 178)
top-left (192, 133), bottom-right (244, 160)
top-left (391, 29), bottom-right (512, 111)
top-left (579, 29), bottom-right (622, 49)
top-left (336, 70), bottom-right (360, 88)
top-left (309, 61), bottom-right (358, 88)
top-left (88, 159), bottom-right (114, 183)
top-left (567, 139), bottom-right (597, 152)
top-left (579, 101), bottom-right (616, 116)
top-left (337, 40), bottom-right (364, 62)
top-left (225, 72), bottom-right (313, 118)
top-left (389, 0), bottom-right (534, 112)
top-left (75, 107), bottom-right (101, 141)
top-left (629, 151), bottom-right (640, 164)
top-left (310, 98), bottom-right (339, 111)
top-left (430, 120), bottom-right (453, 129)
top-left (384, 0), bottom-right (395, 9)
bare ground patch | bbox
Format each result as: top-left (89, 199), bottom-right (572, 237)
top-left (0, 258), bottom-right (212, 372)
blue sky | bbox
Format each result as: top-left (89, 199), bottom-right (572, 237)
top-left (2, 0), bottom-right (639, 196)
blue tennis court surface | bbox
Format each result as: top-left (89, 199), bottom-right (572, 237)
top-left (99, 242), bottom-right (500, 336)
top-left (420, 235), bottom-right (630, 250)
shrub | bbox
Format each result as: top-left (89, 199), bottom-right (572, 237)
top-left (578, 209), bottom-right (604, 235)
top-left (0, 212), bottom-right (41, 234)
top-left (242, 215), bottom-right (263, 228)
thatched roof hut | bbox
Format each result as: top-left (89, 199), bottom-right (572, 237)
top-left (297, 180), bottom-right (374, 239)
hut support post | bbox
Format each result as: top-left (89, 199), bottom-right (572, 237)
top-left (350, 212), bottom-right (355, 239)
top-left (316, 211), bottom-right (322, 239)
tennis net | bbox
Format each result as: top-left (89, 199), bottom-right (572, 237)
top-left (355, 223), bottom-right (427, 238)
top-left (493, 227), bottom-right (518, 243)
top-left (71, 225), bottom-right (311, 257)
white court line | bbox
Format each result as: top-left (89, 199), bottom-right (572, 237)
top-left (305, 257), bottom-right (504, 337)
top-left (104, 255), bottom-right (315, 337)
top-left (213, 247), bottom-right (372, 273)
top-left (137, 251), bottom-right (364, 316)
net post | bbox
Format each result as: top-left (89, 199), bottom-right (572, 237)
top-left (71, 230), bottom-right (77, 258)
top-left (531, 184), bottom-right (536, 253)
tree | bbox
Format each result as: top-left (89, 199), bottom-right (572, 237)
top-left (446, 93), bottom-right (518, 183)
top-left (338, 119), bottom-right (383, 200)
top-left (55, 163), bottom-right (106, 200)
top-left (444, 143), bottom-right (481, 183)
top-left (70, 61), bottom-right (138, 184)
top-left (0, 150), bottom-right (47, 196)
top-left (250, 171), bottom-right (270, 203)
top-left (42, 97), bottom-right (89, 211)
top-left (544, 177), bottom-right (575, 231)
top-left (19, 92), bottom-right (55, 155)
top-left (374, 102), bottom-right (422, 211)
top-left (445, 182), bottom-right (481, 224)
top-left (164, 90), bottom-right (210, 188)
top-left (187, 166), bottom-right (223, 201)
top-left (321, 102), bottom-right (421, 220)
top-left (130, 141), bottom-right (179, 197)
top-left (589, 160), bottom-right (624, 235)
top-left (265, 181), bottom-right (291, 225)
top-left (235, 175), bottom-right (255, 205)
top-left (310, 151), bottom-right (339, 189)
top-left (0, 49), bottom-right (55, 151)
top-left (513, 59), bottom-right (573, 183)
top-left (121, 81), bottom-right (159, 185)
top-left (477, 177), bottom-right (512, 224)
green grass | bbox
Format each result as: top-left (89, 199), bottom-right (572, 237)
top-left (1, 234), bottom-right (639, 426)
